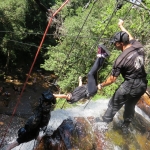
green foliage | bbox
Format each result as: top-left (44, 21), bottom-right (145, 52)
top-left (0, 0), bottom-right (150, 97)
top-left (41, 0), bottom-right (150, 95)
top-left (41, 0), bottom-right (115, 92)
top-left (0, 0), bottom-right (55, 70)
top-left (0, 1), bottom-right (27, 67)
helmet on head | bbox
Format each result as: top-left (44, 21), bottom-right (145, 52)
top-left (110, 31), bottom-right (129, 45)
top-left (39, 90), bottom-right (56, 105)
top-left (18, 127), bottom-right (27, 138)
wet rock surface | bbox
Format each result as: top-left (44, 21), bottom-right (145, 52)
top-left (34, 91), bottom-right (150, 150)
top-left (36, 117), bottom-right (109, 150)
top-left (137, 91), bottom-right (150, 117)
top-left (37, 118), bottom-right (99, 150)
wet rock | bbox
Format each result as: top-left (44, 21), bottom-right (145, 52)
top-left (137, 91), bottom-right (150, 117)
top-left (36, 117), bottom-right (100, 150)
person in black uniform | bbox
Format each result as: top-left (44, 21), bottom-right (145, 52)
top-left (6, 91), bottom-right (56, 150)
top-left (98, 19), bottom-right (147, 133)
top-left (53, 44), bottom-right (110, 104)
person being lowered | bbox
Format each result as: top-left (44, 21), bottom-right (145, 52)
top-left (6, 91), bottom-right (56, 150)
top-left (53, 44), bottom-right (110, 104)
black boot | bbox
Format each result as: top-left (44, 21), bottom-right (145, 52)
top-left (121, 121), bottom-right (130, 134)
top-left (102, 107), bottom-right (114, 123)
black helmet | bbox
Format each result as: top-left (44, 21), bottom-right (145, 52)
top-left (110, 31), bottom-right (129, 44)
top-left (18, 127), bottom-right (26, 138)
top-left (40, 90), bottom-right (56, 105)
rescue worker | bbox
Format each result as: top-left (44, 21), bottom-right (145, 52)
top-left (6, 90), bottom-right (56, 150)
top-left (98, 19), bottom-right (147, 134)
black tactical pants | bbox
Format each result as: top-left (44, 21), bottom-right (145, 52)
top-left (87, 57), bottom-right (105, 96)
top-left (102, 78), bottom-right (147, 124)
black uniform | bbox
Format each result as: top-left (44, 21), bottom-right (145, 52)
top-left (102, 40), bottom-right (147, 123)
top-left (17, 91), bottom-right (56, 144)
top-left (67, 57), bottom-right (105, 104)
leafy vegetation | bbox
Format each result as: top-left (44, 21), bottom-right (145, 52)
top-left (0, 0), bottom-right (150, 97)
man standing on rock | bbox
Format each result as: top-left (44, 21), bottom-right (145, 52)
top-left (98, 19), bottom-right (147, 134)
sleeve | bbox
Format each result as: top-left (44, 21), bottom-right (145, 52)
top-left (111, 59), bottom-right (122, 77)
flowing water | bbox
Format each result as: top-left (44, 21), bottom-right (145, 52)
top-left (1, 99), bottom-right (150, 150)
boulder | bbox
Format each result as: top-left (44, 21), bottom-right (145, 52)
top-left (137, 91), bottom-right (150, 117)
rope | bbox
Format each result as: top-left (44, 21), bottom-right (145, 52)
top-left (0, 36), bottom-right (111, 51)
top-left (69, 0), bottom-right (97, 55)
top-left (60, 0), bottom-right (128, 109)
top-left (0, 0), bottom-right (70, 148)
top-left (57, 0), bottom-right (144, 110)
top-left (98, 1), bottom-right (134, 82)
top-left (83, 97), bottom-right (92, 109)
top-left (0, 31), bottom-right (112, 38)
top-left (57, 0), bottom-right (98, 78)
top-left (56, 0), bottom-right (98, 108)
top-left (65, 0), bottom-right (134, 101)
top-left (74, 0), bottom-right (120, 68)
top-left (124, 0), bottom-right (150, 11)
top-left (0, 36), bottom-right (48, 50)
top-left (76, 1), bottom-right (119, 82)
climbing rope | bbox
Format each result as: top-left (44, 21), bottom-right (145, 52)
top-left (55, 0), bottom-right (98, 107)
top-left (0, 0), bottom-right (149, 148)
top-left (124, 0), bottom-right (150, 11)
top-left (97, 1), bottom-right (135, 83)
top-left (56, 0), bottom-right (148, 109)
top-left (57, 0), bottom-right (98, 78)
top-left (0, 0), bottom-right (70, 148)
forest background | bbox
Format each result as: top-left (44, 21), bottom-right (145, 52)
top-left (0, 0), bottom-right (150, 98)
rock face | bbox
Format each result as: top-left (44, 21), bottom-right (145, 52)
top-left (36, 117), bottom-right (101, 150)
top-left (137, 91), bottom-right (150, 117)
